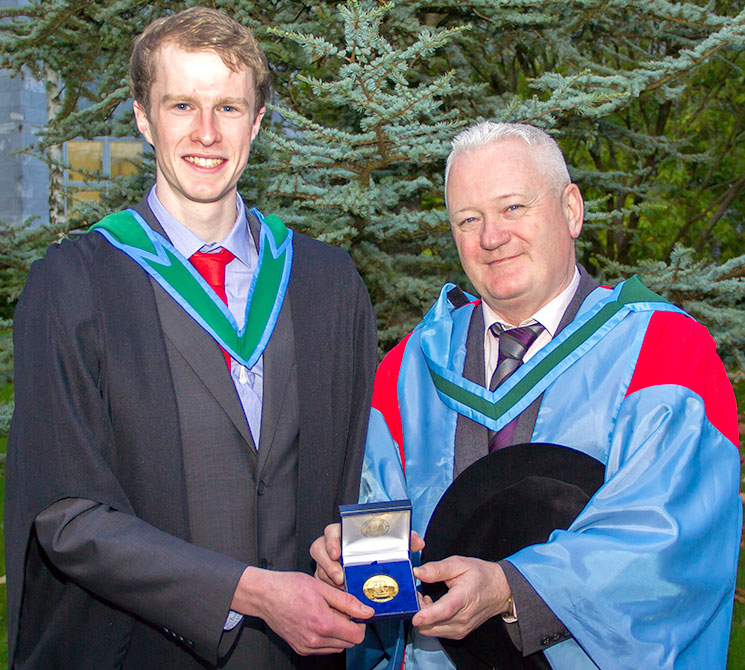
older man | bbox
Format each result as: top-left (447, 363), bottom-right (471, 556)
top-left (313, 122), bottom-right (741, 669)
top-left (6, 7), bottom-right (377, 670)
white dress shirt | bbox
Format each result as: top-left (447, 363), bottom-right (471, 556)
top-left (482, 268), bottom-right (581, 383)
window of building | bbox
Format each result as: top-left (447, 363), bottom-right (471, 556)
top-left (65, 138), bottom-right (145, 210)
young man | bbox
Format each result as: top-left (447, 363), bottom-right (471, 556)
top-left (6, 7), bottom-right (376, 669)
top-left (313, 122), bottom-right (741, 669)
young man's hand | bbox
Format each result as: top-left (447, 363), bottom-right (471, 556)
top-left (231, 567), bottom-right (374, 655)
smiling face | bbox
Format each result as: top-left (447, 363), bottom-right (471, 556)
top-left (133, 42), bottom-right (264, 232)
top-left (446, 139), bottom-right (584, 324)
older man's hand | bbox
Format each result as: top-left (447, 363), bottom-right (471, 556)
top-left (412, 556), bottom-right (511, 639)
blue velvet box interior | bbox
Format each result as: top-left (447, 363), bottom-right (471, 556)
top-left (340, 500), bottom-right (419, 621)
top-left (344, 560), bottom-right (418, 619)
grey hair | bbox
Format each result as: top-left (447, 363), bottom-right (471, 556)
top-left (444, 121), bottom-right (571, 197)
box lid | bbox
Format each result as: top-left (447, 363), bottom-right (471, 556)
top-left (339, 499), bottom-right (412, 567)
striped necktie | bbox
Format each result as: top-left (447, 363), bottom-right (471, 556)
top-left (488, 322), bottom-right (545, 451)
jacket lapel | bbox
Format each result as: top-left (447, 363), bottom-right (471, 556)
top-left (133, 198), bottom-right (257, 453)
top-left (454, 305), bottom-right (490, 476)
top-left (256, 294), bottom-right (294, 470)
top-left (556, 266), bottom-right (598, 336)
top-left (243, 209), bottom-right (295, 468)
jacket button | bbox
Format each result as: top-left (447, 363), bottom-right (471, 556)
top-left (260, 558), bottom-right (268, 569)
top-left (257, 480), bottom-right (266, 495)
top-left (541, 636), bottom-right (551, 646)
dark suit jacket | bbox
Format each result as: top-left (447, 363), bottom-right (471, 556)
top-left (6, 198), bottom-right (377, 669)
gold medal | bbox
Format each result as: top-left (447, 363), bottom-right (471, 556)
top-left (362, 574), bottom-right (399, 603)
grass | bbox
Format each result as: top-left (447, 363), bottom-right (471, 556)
top-left (0, 436), bottom-right (6, 669)
top-left (0, 385), bottom-right (741, 669)
top-left (730, 545), bottom-right (745, 670)
top-left (0, 380), bottom-right (8, 668)
top-left (726, 377), bottom-right (745, 670)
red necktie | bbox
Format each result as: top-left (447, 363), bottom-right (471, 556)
top-left (189, 248), bottom-right (235, 368)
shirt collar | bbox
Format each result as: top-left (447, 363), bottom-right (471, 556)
top-left (481, 266), bottom-right (581, 337)
top-left (147, 186), bottom-right (255, 267)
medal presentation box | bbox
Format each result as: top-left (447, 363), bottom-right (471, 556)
top-left (339, 499), bottom-right (419, 621)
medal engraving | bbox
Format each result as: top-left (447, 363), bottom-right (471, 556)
top-left (362, 574), bottom-right (399, 603)
top-left (361, 516), bottom-right (390, 537)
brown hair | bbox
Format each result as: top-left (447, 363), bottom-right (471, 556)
top-left (130, 6), bottom-right (270, 115)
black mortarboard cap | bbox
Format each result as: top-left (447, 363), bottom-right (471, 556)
top-left (420, 443), bottom-right (605, 669)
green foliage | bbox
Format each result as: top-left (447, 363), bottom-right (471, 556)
top-left (384, 0), bottom-right (745, 272)
top-left (601, 246), bottom-right (745, 371)
top-left (3, 0), bottom-right (745, 353)
top-left (0, 330), bottom-right (12, 439)
top-left (250, 0), bottom-right (745, 351)
top-left (0, 0), bottom-right (181, 148)
top-left (244, 1), bottom-right (469, 346)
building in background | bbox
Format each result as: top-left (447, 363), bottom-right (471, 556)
top-left (0, 0), bottom-right (143, 227)
top-left (0, 24), bottom-right (49, 228)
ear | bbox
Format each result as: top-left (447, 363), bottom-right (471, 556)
top-left (249, 106), bottom-right (266, 144)
top-left (133, 99), bottom-right (153, 145)
top-left (561, 183), bottom-right (584, 239)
